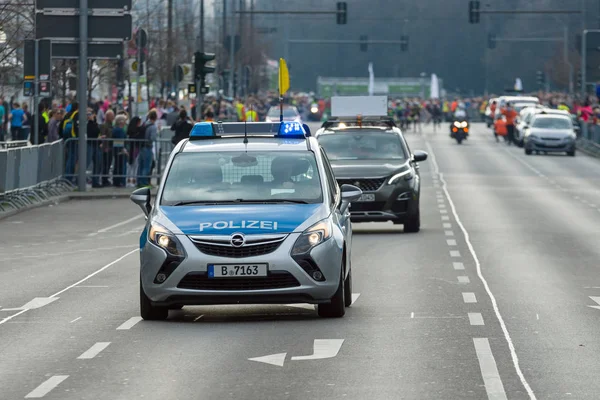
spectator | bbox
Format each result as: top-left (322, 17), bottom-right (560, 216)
top-left (0, 96), bottom-right (5, 141)
top-left (171, 109), bottom-right (193, 145)
top-left (9, 102), bottom-right (26, 141)
top-left (137, 110), bottom-right (157, 188)
top-left (21, 103), bottom-right (32, 141)
top-left (112, 114), bottom-right (128, 187)
top-left (99, 110), bottom-right (115, 186)
top-left (33, 102), bottom-right (49, 144)
top-left (86, 108), bottom-right (102, 188)
top-left (126, 116), bottom-right (143, 188)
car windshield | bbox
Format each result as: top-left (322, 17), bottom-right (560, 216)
top-left (317, 131), bottom-right (407, 161)
top-left (532, 117), bottom-right (572, 130)
top-left (161, 151), bottom-right (323, 205)
top-left (268, 108), bottom-right (297, 117)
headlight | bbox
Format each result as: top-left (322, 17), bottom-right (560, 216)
top-left (388, 169), bottom-right (413, 184)
top-left (460, 121), bottom-right (468, 128)
top-left (566, 133), bottom-right (576, 140)
top-left (291, 219), bottom-right (332, 255)
top-left (528, 134), bottom-right (539, 140)
top-left (453, 121), bottom-right (460, 127)
top-left (311, 106), bottom-right (319, 113)
top-left (149, 223), bottom-right (185, 257)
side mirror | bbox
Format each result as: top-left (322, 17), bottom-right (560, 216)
top-left (131, 187), bottom-right (152, 216)
top-left (339, 184), bottom-right (362, 214)
top-left (413, 150), bottom-right (428, 162)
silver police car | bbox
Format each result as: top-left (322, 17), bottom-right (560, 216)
top-left (130, 121), bottom-right (362, 320)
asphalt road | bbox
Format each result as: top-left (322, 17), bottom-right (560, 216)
top-left (1, 122), bottom-right (600, 399)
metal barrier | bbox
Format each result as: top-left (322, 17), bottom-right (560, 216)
top-left (0, 140), bottom-right (73, 213)
top-left (62, 137), bottom-right (176, 188)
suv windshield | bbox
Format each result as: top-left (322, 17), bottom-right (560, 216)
top-left (532, 117), bottom-right (572, 130)
top-left (317, 131), bottom-right (407, 161)
top-left (161, 151), bottom-right (323, 205)
top-left (268, 108), bottom-right (297, 117)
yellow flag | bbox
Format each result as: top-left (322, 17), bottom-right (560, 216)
top-left (279, 58), bottom-right (290, 95)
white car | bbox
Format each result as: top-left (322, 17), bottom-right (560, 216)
top-left (515, 108), bottom-right (572, 146)
top-left (265, 106), bottom-right (302, 123)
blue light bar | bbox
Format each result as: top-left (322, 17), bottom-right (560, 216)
top-left (189, 122), bottom-right (215, 138)
top-left (278, 121), bottom-right (306, 137)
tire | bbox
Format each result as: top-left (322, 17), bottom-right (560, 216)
top-left (567, 150), bottom-right (576, 157)
top-left (318, 265), bottom-right (346, 318)
top-left (456, 137), bottom-right (463, 144)
top-left (140, 279), bottom-right (168, 321)
top-left (404, 210), bottom-right (421, 233)
top-left (525, 149), bottom-right (532, 155)
top-left (344, 266), bottom-right (353, 308)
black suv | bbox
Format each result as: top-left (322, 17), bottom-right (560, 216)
top-left (315, 117), bottom-right (428, 232)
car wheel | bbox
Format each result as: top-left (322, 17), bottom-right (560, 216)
top-left (344, 266), bottom-right (353, 308)
top-left (525, 149), bottom-right (532, 155)
top-left (318, 265), bottom-right (346, 318)
top-left (404, 209), bottom-right (421, 233)
top-left (140, 279), bottom-right (168, 321)
top-left (567, 150), bottom-right (576, 157)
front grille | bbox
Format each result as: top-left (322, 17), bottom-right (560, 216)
top-left (541, 137), bottom-right (561, 141)
top-left (337, 178), bottom-right (386, 192)
top-left (349, 201), bottom-right (386, 212)
top-left (177, 271), bottom-right (300, 290)
top-left (194, 241), bottom-right (283, 258)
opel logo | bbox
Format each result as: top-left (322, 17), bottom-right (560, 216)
top-left (230, 233), bottom-right (246, 247)
top-left (354, 181), bottom-right (361, 188)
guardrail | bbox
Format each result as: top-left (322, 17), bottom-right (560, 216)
top-left (0, 140), bottom-right (74, 213)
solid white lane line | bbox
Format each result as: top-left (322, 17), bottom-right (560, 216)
top-left (427, 142), bottom-right (536, 399)
top-left (70, 317), bottom-right (82, 323)
top-left (473, 338), bottom-right (508, 400)
top-left (463, 292), bottom-right (477, 303)
top-left (447, 239), bottom-right (457, 246)
top-left (50, 249), bottom-right (137, 298)
top-left (97, 214), bottom-right (143, 233)
top-left (25, 375), bottom-right (69, 398)
top-left (443, 223), bottom-right (452, 229)
top-left (445, 230), bottom-right (454, 236)
top-left (116, 316), bottom-right (143, 330)
top-left (453, 261), bottom-right (465, 270)
top-left (450, 250), bottom-right (461, 258)
top-left (74, 285), bottom-right (109, 288)
top-left (469, 313), bottom-right (484, 326)
top-left (77, 342), bottom-right (110, 359)
top-left (458, 276), bottom-right (470, 284)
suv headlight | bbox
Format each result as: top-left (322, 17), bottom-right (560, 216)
top-left (388, 169), bottom-right (413, 184)
top-left (291, 219), bottom-right (332, 255)
top-left (149, 223), bottom-right (186, 257)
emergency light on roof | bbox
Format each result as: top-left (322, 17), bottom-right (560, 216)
top-left (188, 121), bottom-right (311, 141)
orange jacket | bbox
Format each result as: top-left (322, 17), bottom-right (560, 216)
top-left (494, 118), bottom-right (507, 136)
top-left (501, 108), bottom-right (518, 125)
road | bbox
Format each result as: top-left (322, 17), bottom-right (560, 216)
top-left (1, 122), bottom-right (600, 399)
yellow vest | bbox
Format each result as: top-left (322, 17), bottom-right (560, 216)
top-left (42, 111), bottom-right (49, 123)
top-left (246, 110), bottom-right (258, 122)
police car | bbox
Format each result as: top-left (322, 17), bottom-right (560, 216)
top-left (130, 121), bottom-right (363, 320)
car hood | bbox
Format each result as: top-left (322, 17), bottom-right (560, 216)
top-left (156, 203), bottom-right (323, 235)
top-left (530, 128), bottom-right (574, 138)
top-left (330, 159), bottom-right (408, 178)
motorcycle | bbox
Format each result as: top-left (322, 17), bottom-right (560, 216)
top-left (450, 120), bottom-right (469, 144)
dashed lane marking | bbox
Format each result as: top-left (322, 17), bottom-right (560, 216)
top-left (427, 141), bottom-right (536, 400)
top-left (469, 313), bottom-right (484, 326)
top-left (463, 292), bottom-right (477, 303)
top-left (443, 223), bottom-right (452, 229)
top-left (441, 215), bottom-right (450, 221)
top-left (25, 375), bottom-right (69, 398)
top-left (450, 250), bottom-right (461, 258)
top-left (116, 316), bottom-right (143, 330)
top-left (447, 239), bottom-right (457, 246)
top-left (458, 276), bottom-right (470, 284)
top-left (77, 342), bottom-right (111, 359)
top-left (453, 262), bottom-right (465, 270)
top-left (473, 338), bottom-right (508, 400)
top-left (445, 230), bottom-right (454, 236)
top-left (70, 317), bottom-right (82, 323)
top-left (95, 214), bottom-right (144, 234)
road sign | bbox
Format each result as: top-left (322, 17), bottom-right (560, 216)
top-left (52, 42), bottom-right (123, 59)
top-left (39, 81), bottom-right (51, 96)
top-left (188, 84), bottom-right (196, 94)
top-left (24, 39), bottom-right (52, 81)
top-left (35, 14), bottom-right (132, 40)
top-left (36, 0), bottom-right (132, 9)
top-left (23, 81), bottom-right (34, 97)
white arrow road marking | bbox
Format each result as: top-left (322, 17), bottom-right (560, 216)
top-left (291, 339), bottom-right (345, 361)
top-left (351, 293), bottom-right (360, 305)
top-left (588, 296), bottom-right (600, 310)
top-left (248, 353), bottom-right (287, 367)
top-left (1, 297), bottom-right (58, 311)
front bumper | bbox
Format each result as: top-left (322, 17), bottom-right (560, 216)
top-left (525, 138), bottom-right (575, 153)
top-left (343, 180), bottom-right (419, 223)
top-left (140, 233), bottom-right (343, 306)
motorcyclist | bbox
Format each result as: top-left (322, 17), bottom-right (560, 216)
top-left (453, 102), bottom-right (468, 121)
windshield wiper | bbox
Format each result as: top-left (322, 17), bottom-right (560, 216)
top-left (171, 199), bottom-right (308, 206)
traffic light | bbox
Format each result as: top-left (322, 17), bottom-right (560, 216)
top-left (576, 71), bottom-right (582, 89)
top-left (400, 36), bottom-right (409, 52)
top-left (194, 51), bottom-right (216, 94)
top-left (488, 34), bottom-right (496, 49)
top-left (336, 2), bottom-right (347, 25)
top-left (359, 35), bottom-right (368, 52)
top-left (173, 65), bottom-right (184, 83)
top-left (536, 70), bottom-right (545, 86)
top-left (469, 1), bottom-right (480, 24)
